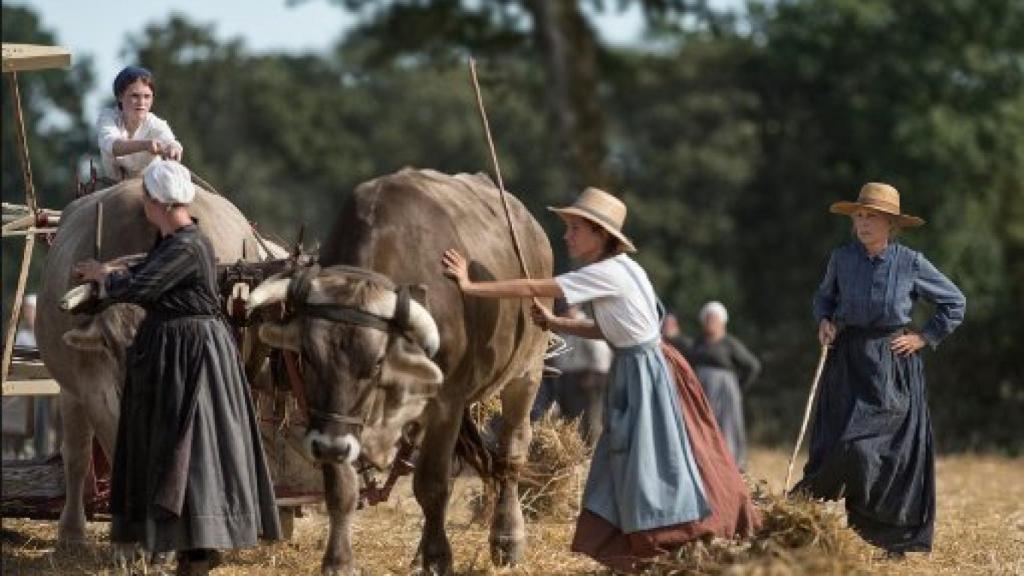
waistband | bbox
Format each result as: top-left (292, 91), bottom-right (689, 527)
top-left (611, 336), bottom-right (662, 354)
top-left (840, 324), bottom-right (908, 338)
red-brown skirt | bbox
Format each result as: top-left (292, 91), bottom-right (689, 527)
top-left (570, 343), bottom-right (762, 573)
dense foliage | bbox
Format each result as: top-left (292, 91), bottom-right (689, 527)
top-left (3, 0), bottom-right (1021, 452)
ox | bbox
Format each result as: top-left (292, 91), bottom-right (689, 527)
top-left (248, 168), bottom-right (553, 575)
top-left (35, 179), bottom-right (285, 545)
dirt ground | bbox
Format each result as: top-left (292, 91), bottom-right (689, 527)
top-left (3, 448), bottom-right (1022, 575)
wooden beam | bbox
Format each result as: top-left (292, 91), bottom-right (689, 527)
top-left (2, 379), bottom-right (61, 396)
top-left (2, 44), bottom-right (71, 73)
top-left (1, 233), bottom-right (36, 385)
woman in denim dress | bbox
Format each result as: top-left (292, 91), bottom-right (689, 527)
top-left (442, 187), bottom-right (759, 572)
top-left (794, 182), bottom-right (966, 556)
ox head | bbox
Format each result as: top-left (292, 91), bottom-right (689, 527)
top-left (61, 303), bottom-right (146, 410)
top-left (247, 265), bottom-right (443, 469)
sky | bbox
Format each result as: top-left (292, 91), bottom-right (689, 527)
top-left (11, 1), bottom-right (647, 118)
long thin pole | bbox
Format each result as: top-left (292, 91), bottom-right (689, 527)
top-left (2, 234), bottom-right (36, 386)
top-left (2, 71), bottom-right (39, 385)
top-left (785, 344), bottom-right (830, 492)
top-left (468, 58), bottom-right (531, 281)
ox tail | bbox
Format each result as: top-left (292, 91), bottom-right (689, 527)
top-left (454, 409), bottom-right (501, 486)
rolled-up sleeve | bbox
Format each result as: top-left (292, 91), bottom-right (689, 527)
top-left (812, 250), bottom-right (839, 322)
top-left (913, 254), bottom-right (966, 347)
top-left (104, 240), bottom-right (196, 305)
top-left (149, 116), bottom-right (180, 149)
top-left (96, 109), bottom-right (123, 155)
top-left (555, 262), bottom-right (620, 306)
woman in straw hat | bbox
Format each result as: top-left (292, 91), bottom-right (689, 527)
top-left (794, 182), bottom-right (966, 556)
top-left (74, 161), bottom-right (280, 575)
top-left (443, 187), bottom-right (760, 572)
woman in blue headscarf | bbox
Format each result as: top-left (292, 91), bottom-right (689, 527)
top-left (97, 66), bottom-right (184, 181)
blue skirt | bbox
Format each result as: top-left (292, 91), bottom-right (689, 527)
top-left (794, 326), bottom-right (935, 552)
top-left (581, 339), bottom-right (710, 533)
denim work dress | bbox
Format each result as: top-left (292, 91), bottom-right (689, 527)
top-left (795, 241), bottom-right (966, 552)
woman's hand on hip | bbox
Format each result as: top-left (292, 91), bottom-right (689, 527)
top-left (441, 249), bottom-right (470, 289)
top-left (891, 332), bottom-right (926, 356)
top-left (818, 319), bottom-right (837, 347)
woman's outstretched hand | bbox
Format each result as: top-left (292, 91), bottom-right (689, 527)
top-left (891, 332), bottom-right (926, 356)
top-left (442, 249), bottom-right (469, 289)
top-left (531, 301), bottom-right (555, 330)
top-left (73, 259), bottom-right (111, 283)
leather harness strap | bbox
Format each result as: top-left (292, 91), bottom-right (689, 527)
top-left (280, 265), bottom-right (416, 431)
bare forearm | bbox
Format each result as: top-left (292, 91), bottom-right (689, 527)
top-left (460, 278), bottom-right (563, 299)
top-left (548, 316), bottom-right (604, 339)
top-left (111, 139), bottom-right (152, 157)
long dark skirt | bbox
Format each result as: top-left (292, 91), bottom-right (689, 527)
top-left (695, 366), bottom-right (747, 469)
top-left (794, 326), bottom-right (935, 553)
top-left (110, 315), bottom-right (281, 553)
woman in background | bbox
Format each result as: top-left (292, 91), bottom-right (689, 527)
top-left (688, 301), bottom-right (760, 470)
top-left (97, 66), bottom-right (183, 181)
top-left (794, 182), bottom-right (966, 557)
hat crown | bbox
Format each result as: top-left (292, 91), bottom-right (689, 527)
top-left (856, 182), bottom-right (901, 214)
top-left (573, 187), bottom-right (627, 231)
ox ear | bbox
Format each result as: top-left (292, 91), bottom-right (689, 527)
top-left (380, 337), bottom-right (443, 397)
top-left (258, 320), bottom-right (301, 352)
top-left (63, 321), bottom-right (106, 352)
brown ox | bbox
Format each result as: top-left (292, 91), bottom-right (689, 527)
top-left (35, 179), bottom-right (284, 546)
top-left (248, 168), bottom-right (553, 575)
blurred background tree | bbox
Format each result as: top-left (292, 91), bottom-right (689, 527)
top-left (2, 0), bottom-right (1021, 453)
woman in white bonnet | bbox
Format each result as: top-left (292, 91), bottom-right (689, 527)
top-left (687, 301), bottom-right (761, 470)
top-left (74, 161), bottom-right (280, 574)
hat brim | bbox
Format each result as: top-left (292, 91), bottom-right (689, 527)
top-left (548, 206), bottom-right (637, 253)
top-left (829, 201), bottom-right (925, 228)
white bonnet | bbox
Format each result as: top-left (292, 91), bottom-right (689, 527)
top-left (143, 161), bottom-right (195, 205)
top-left (698, 301), bottom-right (728, 324)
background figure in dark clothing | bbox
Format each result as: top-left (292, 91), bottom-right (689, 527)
top-left (794, 183), bottom-right (965, 556)
top-left (661, 312), bottom-right (693, 355)
top-left (688, 301), bottom-right (760, 470)
top-left (532, 304), bottom-right (612, 444)
top-left (73, 161), bottom-right (280, 575)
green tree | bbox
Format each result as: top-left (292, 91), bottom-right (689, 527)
top-left (2, 3), bottom-right (94, 321)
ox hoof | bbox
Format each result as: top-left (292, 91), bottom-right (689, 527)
top-left (489, 534), bottom-right (525, 567)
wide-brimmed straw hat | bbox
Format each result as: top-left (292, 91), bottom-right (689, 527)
top-left (829, 182), bottom-right (924, 228)
top-left (548, 187), bottom-right (637, 253)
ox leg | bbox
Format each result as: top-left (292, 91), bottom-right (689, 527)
top-left (57, 391), bottom-right (92, 545)
top-left (490, 373), bottom-right (536, 566)
top-left (412, 405), bottom-right (462, 575)
top-left (321, 462), bottom-right (359, 576)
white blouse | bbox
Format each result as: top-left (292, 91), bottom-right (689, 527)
top-left (555, 254), bottom-right (661, 348)
top-left (96, 107), bottom-right (180, 180)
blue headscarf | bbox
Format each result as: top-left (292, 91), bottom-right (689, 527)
top-left (112, 65), bottom-right (153, 99)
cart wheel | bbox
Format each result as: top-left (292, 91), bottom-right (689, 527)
top-left (278, 505), bottom-right (297, 540)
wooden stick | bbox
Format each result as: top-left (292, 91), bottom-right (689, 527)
top-left (785, 344), bottom-right (830, 492)
top-left (7, 71), bottom-right (38, 212)
top-left (95, 202), bottom-right (103, 260)
top-left (2, 233), bottom-right (36, 385)
top-left (468, 58), bottom-right (532, 281)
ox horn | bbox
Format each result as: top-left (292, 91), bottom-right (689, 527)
top-left (359, 289), bottom-right (440, 357)
top-left (405, 299), bottom-right (441, 358)
top-left (246, 276), bottom-right (292, 313)
top-left (61, 283), bottom-right (96, 312)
